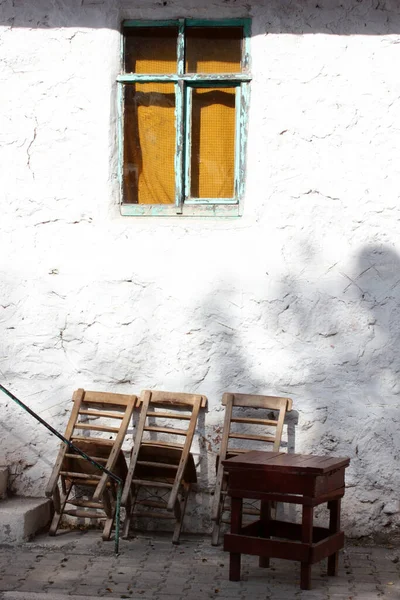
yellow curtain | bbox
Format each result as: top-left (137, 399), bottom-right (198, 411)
top-left (124, 83), bottom-right (176, 205)
top-left (185, 27), bottom-right (242, 73)
top-left (191, 87), bottom-right (236, 198)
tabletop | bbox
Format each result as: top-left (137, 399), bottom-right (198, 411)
top-left (222, 451), bottom-right (350, 475)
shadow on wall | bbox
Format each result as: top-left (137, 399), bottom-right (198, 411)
top-left (280, 244), bottom-right (400, 470)
top-left (0, 0), bottom-right (400, 34)
top-left (197, 243), bottom-right (400, 536)
top-left (309, 244), bottom-right (400, 534)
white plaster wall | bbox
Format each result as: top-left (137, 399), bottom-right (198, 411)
top-left (0, 0), bottom-right (399, 537)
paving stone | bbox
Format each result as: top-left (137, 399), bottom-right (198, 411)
top-left (0, 533), bottom-right (398, 600)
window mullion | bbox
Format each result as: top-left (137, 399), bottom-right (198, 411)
top-left (238, 81), bottom-right (250, 215)
top-left (117, 83), bottom-right (124, 206)
top-left (177, 19), bottom-right (185, 76)
top-left (175, 80), bottom-right (185, 214)
top-left (117, 74), bottom-right (178, 83)
top-left (242, 19), bottom-right (251, 72)
top-left (184, 86), bottom-right (193, 203)
top-left (234, 85), bottom-right (241, 202)
top-left (175, 19), bottom-right (185, 214)
top-left (181, 73), bottom-right (250, 83)
top-left (118, 30), bottom-right (125, 205)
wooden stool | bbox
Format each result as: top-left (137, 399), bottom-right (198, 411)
top-left (223, 450), bottom-right (350, 590)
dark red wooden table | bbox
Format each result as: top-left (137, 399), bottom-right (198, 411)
top-left (222, 450), bottom-right (350, 590)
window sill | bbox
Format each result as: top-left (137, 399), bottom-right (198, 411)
top-left (120, 203), bottom-right (242, 217)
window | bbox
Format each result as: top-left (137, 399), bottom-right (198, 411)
top-left (118, 19), bottom-right (251, 216)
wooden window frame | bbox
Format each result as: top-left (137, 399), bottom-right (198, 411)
top-left (117, 19), bottom-right (251, 217)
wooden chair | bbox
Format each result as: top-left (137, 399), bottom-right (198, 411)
top-left (45, 388), bottom-right (137, 540)
top-left (211, 392), bottom-right (293, 546)
top-left (121, 390), bottom-right (207, 544)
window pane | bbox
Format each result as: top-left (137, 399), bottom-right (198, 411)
top-left (190, 87), bottom-right (236, 199)
top-left (124, 27), bottom-right (178, 74)
top-left (185, 27), bottom-right (242, 73)
top-left (123, 83), bottom-right (176, 205)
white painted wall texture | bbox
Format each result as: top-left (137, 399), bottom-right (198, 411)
top-left (0, 0), bottom-right (399, 538)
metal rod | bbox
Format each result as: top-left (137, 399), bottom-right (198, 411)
top-left (115, 482), bottom-right (122, 555)
top-left (0, 383), bottom-right (122, 555)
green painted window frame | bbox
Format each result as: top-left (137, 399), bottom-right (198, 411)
top-left (118, 18), bottom-right (251, 217)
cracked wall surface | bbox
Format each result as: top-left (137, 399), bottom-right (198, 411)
top-left (0, 0), bottom-right (400, 538)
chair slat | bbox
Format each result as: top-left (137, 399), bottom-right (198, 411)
top-left (146, 411), bottom-right (191, 420)
top-left (227, 447), bottom-right (253, 455)
top-left (74, 423), bottom-right (120, 433)
top-left (137, 390), bottom-right (207, 408)
top-left (68, 499), bottom-right (103, 508)
top-left (144, 425), bottom-right (187, 436)
top-left (228, 432), bottom-right (276, 443)
top-left (79, 409), bottom-right (124, 419)
top-left (82, 390), bottom-right (136, 406)
top-left (231, 417), bottom-right (278, 426)
top-left (64, 509), bottom-right (106, 519)
top-left (64, 453), bottom-right (108, 464)
top-left (137, 460), bottom-right (178, 470)
top-left (71, 436), bottom-right (114, 446)
top-left (131, 479), bottom-right (173, 489)
top-left (141, 440), bottom-right (184, 449)
top-left (60, 471), bottom-right (101, 480)
top-left (223, 393), bottom-right (292, 411)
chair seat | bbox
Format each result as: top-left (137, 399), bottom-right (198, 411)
top-left (63, 439), bottom-right (128, 481)
top-left (134, 444), bottom-right (197, 484)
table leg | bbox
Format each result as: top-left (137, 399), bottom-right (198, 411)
top-left (229, 496), bottom-right (243, 581)
top-left (300, 505), bottom-right (313, 590)
top-left (327, 498), bottom-right (341, 576)
top-left (259, 500), bottom-right (271, 568)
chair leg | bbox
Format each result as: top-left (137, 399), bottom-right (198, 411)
top-left (102, 510), bottom-right (116, 541)
top-left (211, 479), bottom-right (228, 546)
top-left (102, 488), bottom-right (114, 541)
top-left (49, 481), bottom-right (72, 536)
top-left (300, 505), bottom-right (314, 590)
top-left (211, 465), bottom-right (226, 520)
top-left (122, 492), bottom-right (132, 538)
top-left (172, 483), bottom-right (190, 545)
top-left (122, 485), bottom-right (138, 539)
top-left (259, 500), bottom-right (271, 568)
top-left (211, 520), bottom-right (221, 546)
top-left (327, 499), bottom-right (341, 576)
top-left (229, 496), bottom-right (242, 581)
top-left (122, 510), bottom-right (132, 540)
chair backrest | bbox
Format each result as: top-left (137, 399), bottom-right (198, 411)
top-left (136, 389), bottom-right (207, 442)
top-left (219, 392), bottom-right (293, 461)
top-left (46, 388), bottom-right (137, 499)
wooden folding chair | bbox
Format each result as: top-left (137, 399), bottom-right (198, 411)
top-left (211, 392), bottom-right (293, 546)
top-left (45, 388), bottom-right (137, 540)
top-left (121, 390), bottom-right (207, 544)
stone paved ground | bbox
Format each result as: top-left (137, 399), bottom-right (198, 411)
top-left (0, 531), bottom-right (398, 600)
